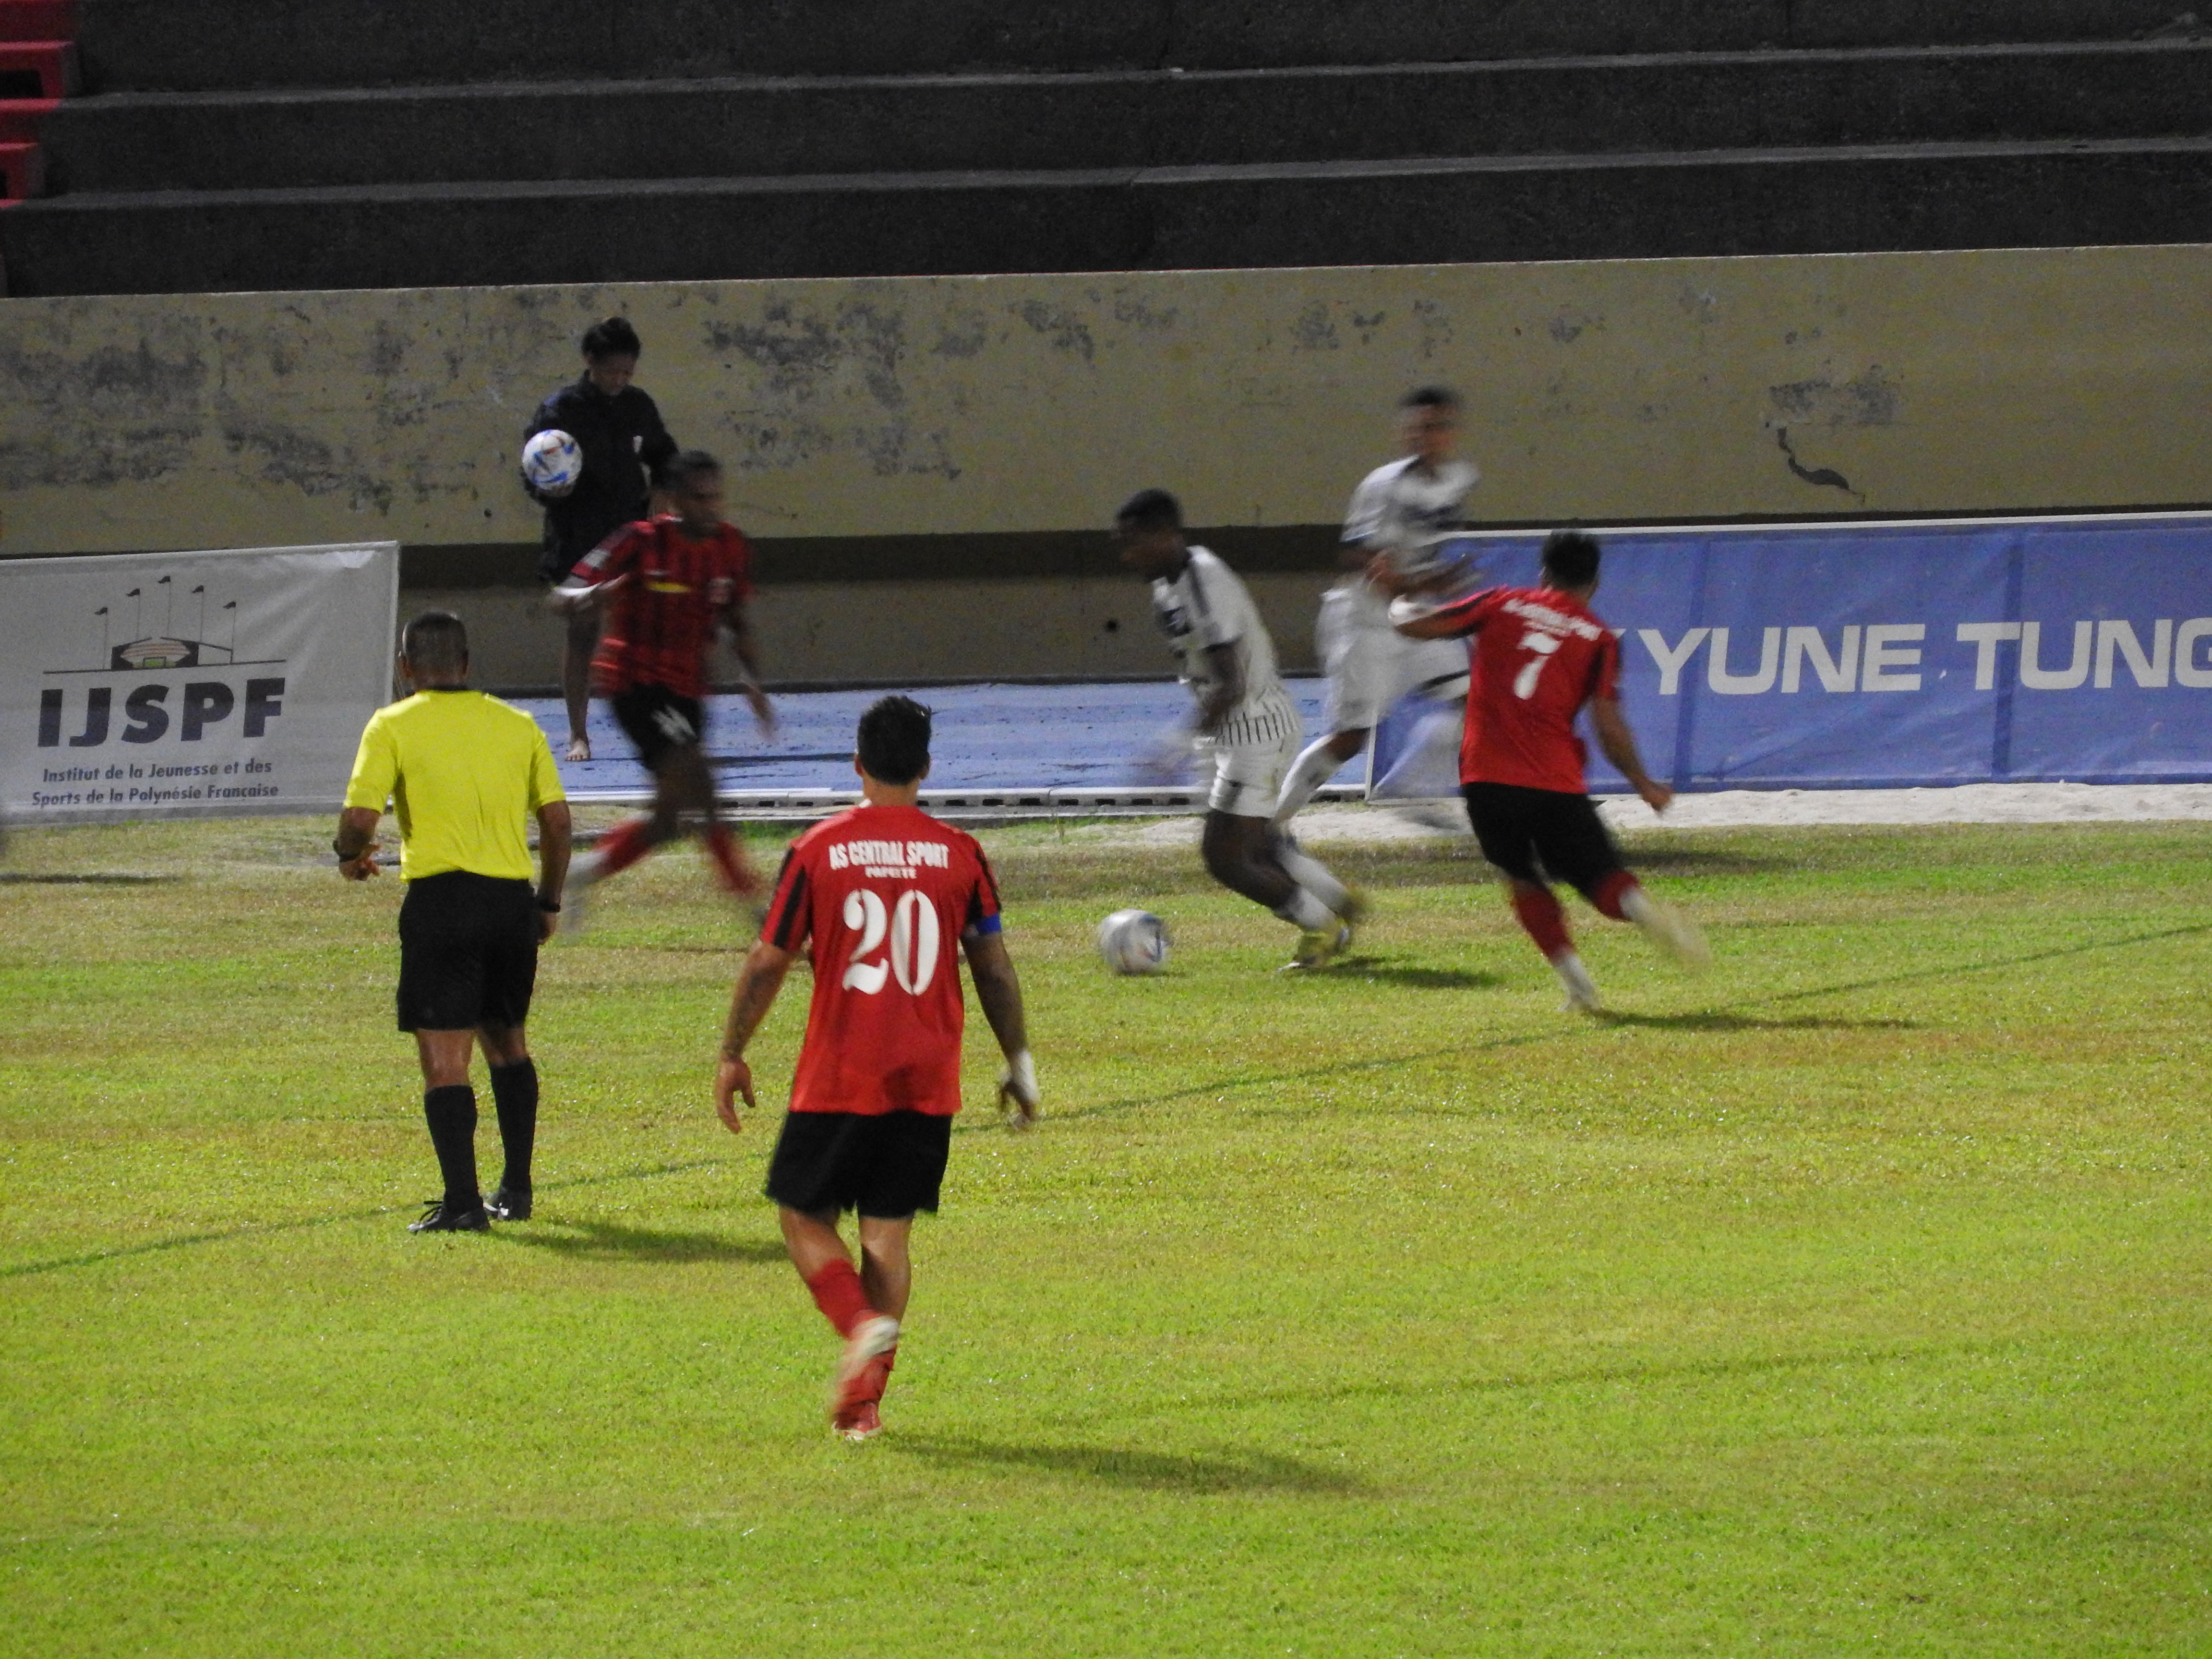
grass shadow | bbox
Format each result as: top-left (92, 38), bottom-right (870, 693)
top-left (890, 1434), bottom-right (1365, 1495)
top-left (0, 1156), bottom-right (737, 1280)
top-left (1332, 958), bottom-right (1506, 991)
top-left (1594, 1009), bottom-right (1917, 1033)
top-left (1757, 919), bottom-right (2212, 1006)
top-left (1169, 1339), bottom-right (1967, 1426)
top-left (497, 1217), bottom-right (785, 1265)
top-left (0, 871), bottom-right (182, 885)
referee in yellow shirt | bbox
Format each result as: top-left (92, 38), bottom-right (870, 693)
top-left (334, 611), bottom-right (572, 1233)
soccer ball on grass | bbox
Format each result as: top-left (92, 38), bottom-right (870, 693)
top-left (1096, 909), bottom-right (1169, 975)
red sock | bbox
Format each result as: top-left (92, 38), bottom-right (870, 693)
top-left (592, 815), bottom-right (655, 877)
top-left (804, 1260), bottom-right (878, 1339)
top-left (1591, 870), bottom-right (1639, 921)
top-left (704, 823), bottom-right (758, 895)
top-left (1509, 885), bottom-right (1572, 961)
top-left (860, 1346), bottom-right (897, 1406)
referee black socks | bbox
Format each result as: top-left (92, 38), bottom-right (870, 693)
top-left (488, 1059), bottom-right (539, 1195)
top-left (421, 1084), bottom-right (481, 1212)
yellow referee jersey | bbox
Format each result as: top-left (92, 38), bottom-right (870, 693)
top-left (343, 690), bottom-right (565, 881)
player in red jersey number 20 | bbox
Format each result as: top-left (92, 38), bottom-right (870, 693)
top-left (1397, 529), bottom-right (1709, 1011)
top-left (713, 697), bottom-right (1040, 1442)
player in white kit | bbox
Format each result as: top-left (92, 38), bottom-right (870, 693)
top-left (1114, 489), bottom-right (1358, 969)
top-left (1273, 385), bottom-right (1480, 831)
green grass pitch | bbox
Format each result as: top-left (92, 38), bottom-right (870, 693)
top-left (3, 812), bottom-right (2209, 1656)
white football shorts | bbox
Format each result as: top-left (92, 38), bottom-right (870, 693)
top-left (1317, 582), bottom-right (1470, 733)
top-left (1199, 694), bottom-right (1304, 817)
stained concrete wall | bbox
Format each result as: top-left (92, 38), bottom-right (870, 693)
top-left (3, 247), bottom-right (2208, 685)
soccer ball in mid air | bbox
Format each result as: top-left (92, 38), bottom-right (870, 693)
top-left (1097, 909), bottom-right (1170, 975)
top-left (522, 429), bottom-right (584, 492)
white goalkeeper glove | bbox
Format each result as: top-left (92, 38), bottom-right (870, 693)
top-left (998, 1049), bottom-right (1040, 1129)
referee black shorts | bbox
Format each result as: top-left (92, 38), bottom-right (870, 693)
top-left (765, 1109), bottom-right (953, 1220)
top-left (396, 871), bottom-right (540, 1033)
top-left (610, 683), bottom-right (705, 771)
top-left (1461, 781), bottom-right (1627, 902)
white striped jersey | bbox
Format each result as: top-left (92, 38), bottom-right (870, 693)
top-left (1149, 546), bottom-right (1298, 744)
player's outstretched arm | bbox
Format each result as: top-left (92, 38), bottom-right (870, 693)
top-left (721, 602), bottom-right (777, 736)
top-left (1390, 593), bottom-right (1473, 638)
top-left (1591, 696), bottom-right (1674, 813)
top-left (714, 940), bottom-right (793, 1133)
top-left (331, 806), bottom-right (383, 881)
top-left (962, 930), bottom-right (1038, 1127)
top-left (548, 570), bottom-right (624, 613)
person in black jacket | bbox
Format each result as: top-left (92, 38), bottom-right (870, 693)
top-left (524, 316), bottom-right (678, 760)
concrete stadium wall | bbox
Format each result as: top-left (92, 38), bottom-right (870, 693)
top-left (3, 245), bottom-right (2208, 686)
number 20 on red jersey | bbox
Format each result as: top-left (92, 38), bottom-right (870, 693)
top-left (840, 887), bottom-right (943, 995)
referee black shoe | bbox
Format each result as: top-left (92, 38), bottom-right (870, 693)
top-left (408, 1198), bottom-right (491, 1233)
top-left (484, 1185), bottom-right (532, 1221)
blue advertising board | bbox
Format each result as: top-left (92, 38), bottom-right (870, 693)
top-left (1370, 512), bottom-right (2212, 796)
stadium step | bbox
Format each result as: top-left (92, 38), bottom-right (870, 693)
top-left (71, 0), bottom-right (2198, 91)
top-left (35, 39), bottom-right (2212, 194)
top-left (9, 135), bottom-right (2212, 295)
top-left (0, 95), bottom-right (54, 142)
top-left (0, 37), bottom-right (74, 97)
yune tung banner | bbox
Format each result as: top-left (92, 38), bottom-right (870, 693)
top-left (1371, 513), bottom-right (2212, 796)
top-left (4, 543), bottom-right (398, 825)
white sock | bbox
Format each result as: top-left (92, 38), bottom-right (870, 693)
top-left (1275, 838), bottom-right (1352, 917)
top-left (1271, 737), bottom-right (1351, 830)
top-left (1550, 950), bottom-right (1600, 1007)
top-left (1619, 887), bottom-right (1655, 926)
top-left (1273, 887), bottom-right (1335, 931)
top-left (567, 849), bottom-right (605, 888)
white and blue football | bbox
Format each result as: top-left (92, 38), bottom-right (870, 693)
top-left (1097, 908), bottom-right (1170, 975)
top-left (522, 428), bottom-right (584, 492)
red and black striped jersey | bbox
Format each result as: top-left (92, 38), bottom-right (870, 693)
top-left (573, 516), bottom-right (753, 699)
top-left (760, 804), bottom-right (1004, 1118)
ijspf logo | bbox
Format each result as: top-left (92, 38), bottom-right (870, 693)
top-left (38, 678), bottom-right (286, 747)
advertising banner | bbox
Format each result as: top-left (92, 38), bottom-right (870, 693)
top-left (5, 543), bottom-right (399, 825)
top-left (1370, 513), bottom-right (2212, 797)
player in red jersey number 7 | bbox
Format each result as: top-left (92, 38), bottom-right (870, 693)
top-left (1396, 529), bottom-right (1708, 1011)
top-left (552, 449), bottom-right (774, 924)
top-left (713, 697), bottom-right (1040, 1442)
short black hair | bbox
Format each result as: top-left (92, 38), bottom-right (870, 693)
top-left (1115, 488), bottom-right (1182, 531)
top-left (1540, 529), bottom-right (1601, 589)
top-left (663, 448), bottom-right (721, 492)
top-left (582, 315), bottom-right (642, 360)
top-left (401, 610), bottom-right (468, 675)
top-left (1401, 384), bottom-right (1460, 412)
top-left (856, 695), bottom-right (932, 785)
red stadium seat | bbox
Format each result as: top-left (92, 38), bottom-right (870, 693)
top-left (0, 39), bottom-right (75, 98)
top-left (0, 137), bottom-right (42, 199)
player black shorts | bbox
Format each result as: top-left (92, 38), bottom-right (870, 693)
top-left (610, 683), bottom-right (705, 770)
top-left (1461, 781), bottom-right (1626, 901)
top-left (396, 871), bottom-right (540, 1032)
top-left (764, 1109), bottom-right (954, 1219)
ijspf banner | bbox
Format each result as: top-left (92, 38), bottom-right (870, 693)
top-left (5, 544), bottom-right (399, 824)
top-left (1371, 513), bottom-right (2212, 797)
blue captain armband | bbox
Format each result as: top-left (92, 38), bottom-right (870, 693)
top-left (964, 913), bottom-right (1004, 937)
